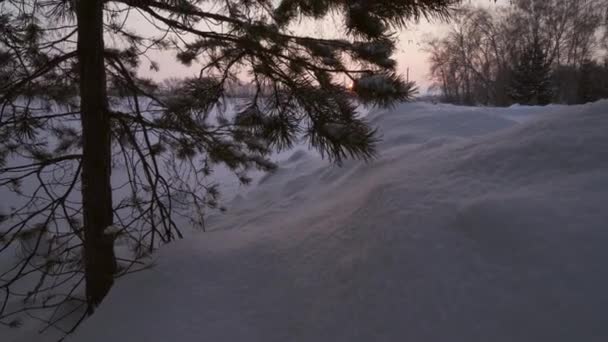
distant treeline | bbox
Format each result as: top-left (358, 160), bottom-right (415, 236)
top-left (427, 0), bottom-right (608, 106)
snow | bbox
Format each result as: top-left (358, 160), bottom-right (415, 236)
top-left (7, 101), bottom-right (608, 341)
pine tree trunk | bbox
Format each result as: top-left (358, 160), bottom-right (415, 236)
top-left (76, 0), bottom-right (116, 313)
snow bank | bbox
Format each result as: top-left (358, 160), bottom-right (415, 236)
top-left (70, 101), bottom-right (608, 341)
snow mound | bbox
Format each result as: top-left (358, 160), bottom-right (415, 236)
top-left (72, 101), bottom-right (608, 342)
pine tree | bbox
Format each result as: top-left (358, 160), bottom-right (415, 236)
top-left (509, 35), bottom-right (554, 105)
top-left (577, 58), bottom-right (608, 104)
top-left (0, 0), bottom-right (459, 331)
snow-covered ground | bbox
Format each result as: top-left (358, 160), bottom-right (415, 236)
top-left (8, 101), bottom-right (608, 341)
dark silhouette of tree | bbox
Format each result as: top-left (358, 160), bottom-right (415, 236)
top-left (0, 0), bottom-right (459, 334)
top-left (577, 58), bottom-right (608, 103)
top-left (509, 35), bottom-right (553, 105)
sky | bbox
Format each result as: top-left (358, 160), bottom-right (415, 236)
top-left (139, 0), bottom-right (503, 93)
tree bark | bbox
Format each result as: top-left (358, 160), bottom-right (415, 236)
top-left (76, 0), bottom-right (116, 313)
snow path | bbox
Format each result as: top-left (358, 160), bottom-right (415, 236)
top-left (65, 101), bottom-right (608, 341)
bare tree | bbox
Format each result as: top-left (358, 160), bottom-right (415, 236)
top-left (427, 0), bottom-right (608, 105)
top-left (427, 8), bottom-right (511, 105)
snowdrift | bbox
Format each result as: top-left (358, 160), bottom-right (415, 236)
top-left (71, 101), bottom-right (608, 342)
